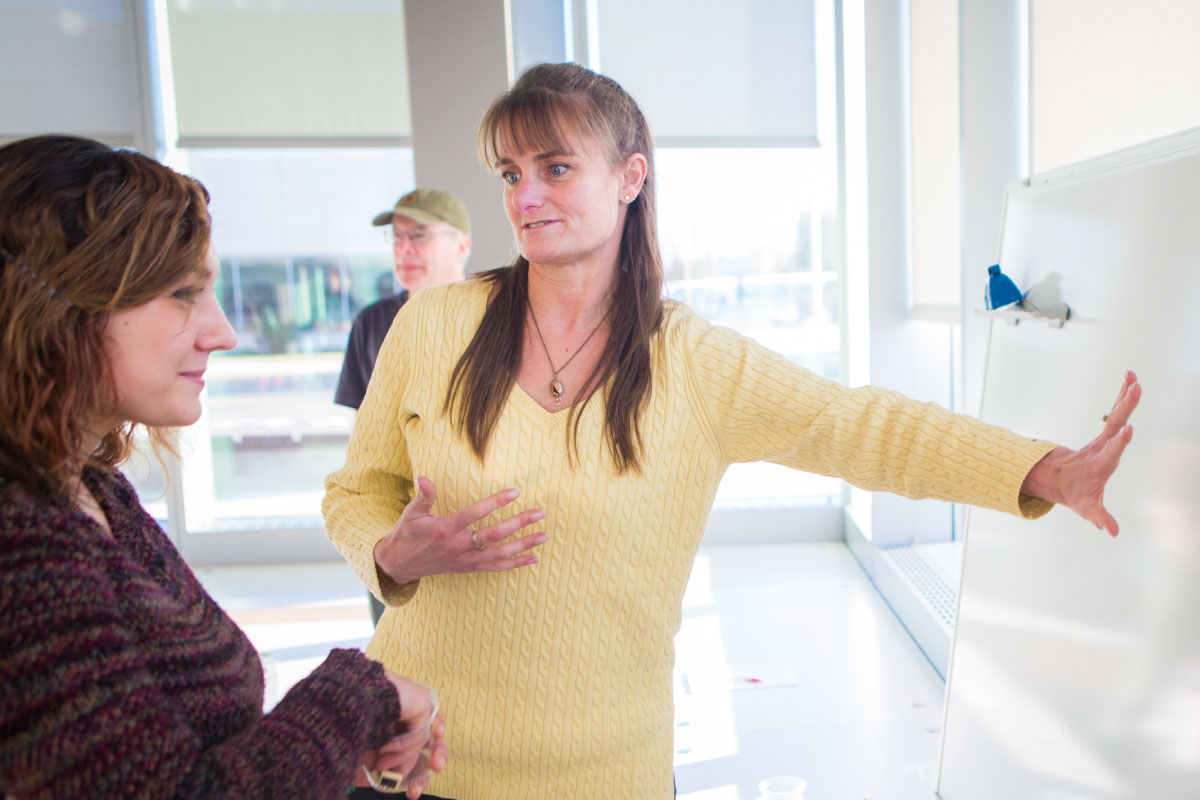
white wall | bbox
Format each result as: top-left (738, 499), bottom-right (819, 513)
top-left (845, 0), bottom-right (957, 548)
top-left (958, 1), bottom-right (1028, 419)
top-left (404, 0), bottom-right (515, 273)
top-left (1030, 0), bottom-right (1200, 172)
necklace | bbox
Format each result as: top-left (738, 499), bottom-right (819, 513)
top-left (527, 299), bottom-right (610, 407)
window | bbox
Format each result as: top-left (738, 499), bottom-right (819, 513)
top-left (594, 0), bottom-right (843, 510)
top-left (909, 0), bottom-right (962, 313)
top-left (111, 0), bottom-right (844, 556)
top-left (657, 148), bottom-right (842, 508)
top-left (177, 147), bottom-right (415, 533)
top-left (0, 0), bottom-right (145, 148)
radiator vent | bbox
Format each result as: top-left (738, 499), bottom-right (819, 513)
top-left (884, 546), bottom-right (957, 630)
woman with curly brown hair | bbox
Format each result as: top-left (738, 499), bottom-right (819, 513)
top-left (0, 135), bottom-right (445, 799)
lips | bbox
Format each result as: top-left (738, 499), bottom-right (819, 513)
top-left (180, 370), bottom-right (206, 385)
top-left (524, 220), bottom-right (556, 230)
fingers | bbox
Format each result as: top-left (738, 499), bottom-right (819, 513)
top-left (1093, 504), bottom-right (1119, 538)
top-left (442, 489), bottom-right (548, 557)
top-left (406, 768), bottom-right (433, 800)
top-left (1103, 371), bottom-right (1141, 437)
top-left (405, 718), bottom-right (446, 799)
top-left (391, 481), bottom-right (549, 575)
top-left (406, 476), bottom-right (437, 516)
top-left (430, 714), bottom-right (447, 771)
top-left (470, 508), bottom-right (547, 549)
top-left (1093, 425), bottom-right (1132, 537)
top-left (444, 486), bottom-right (523, 532)
top-left (1096, 423), bottom-right (1135, 477)
top-left (475, 531), bottom-right (551, 572)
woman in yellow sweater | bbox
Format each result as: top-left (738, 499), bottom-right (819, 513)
top-left (324, 63), bottom-right (1140, 800)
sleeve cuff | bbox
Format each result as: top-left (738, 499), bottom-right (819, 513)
top-left (1017, 493), bottom-right (1055, 519)
top-left (374, 564), bottom-right (420, 608)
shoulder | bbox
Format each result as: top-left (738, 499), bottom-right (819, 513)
top-left (85, 465), bottom-right (139, 506)
top-left (352, 293), bottom-right (408, 330)
top-left (661, 298), bottom-right (704, 332)
top-left (0, 473), bottom-right (65, 527)
top-left (409, 277), bottom-right (489, 309)
top-left (658, 298), bottom-right (721, 353)
top-left (399, 277), bottom-right (490, 333)
top-left (0, 474), bottom-right (91, 565)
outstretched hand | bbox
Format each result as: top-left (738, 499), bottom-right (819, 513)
top-left (1021, 370), bottom-right (1141, 536)
top-left (374, 477), bottom-right (548, 586)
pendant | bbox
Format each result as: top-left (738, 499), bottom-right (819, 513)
top-left (550, 378), bottom-right (564, 406)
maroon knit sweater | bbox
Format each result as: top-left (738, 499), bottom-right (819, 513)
top-left (0, 467), bottom-right (400, 798)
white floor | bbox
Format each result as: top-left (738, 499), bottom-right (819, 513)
top-left (196, 542), bottom-right (945, 800)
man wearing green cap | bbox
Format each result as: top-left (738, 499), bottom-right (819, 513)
top-left (334, 188), bottom-right (471, 411)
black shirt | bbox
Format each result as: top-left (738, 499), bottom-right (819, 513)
top-left (333, 291), bottom-right (408, 410)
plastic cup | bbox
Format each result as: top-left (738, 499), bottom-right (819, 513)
top-left (758, 775), bottom-right (807, 799)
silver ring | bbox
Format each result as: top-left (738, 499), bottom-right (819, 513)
top-left (471, 530), bottom-right (487, 550)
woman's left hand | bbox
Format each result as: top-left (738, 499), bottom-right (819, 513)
top-left (1020, 370), bottom-right (1141, 536)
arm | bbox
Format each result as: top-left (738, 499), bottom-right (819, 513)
top-left (324, 300), bottom-right (420, 605)
top-left (0, 538), bottom-right (399, 798)
top-left (323, 288), bottom-right (546, 606)
top-left (679, 311), bottom-right (1057, 518)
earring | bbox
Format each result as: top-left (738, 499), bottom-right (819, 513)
top-left (623, 196), bottom-right (630, 202)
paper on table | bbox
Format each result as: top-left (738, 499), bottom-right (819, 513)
top-left (683, 662), bottom-right (799, 693)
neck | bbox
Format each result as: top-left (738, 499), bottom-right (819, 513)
top-left (80, 421), bottom-right (109, 460)
top-left (67, 464), bottom-right (113, 535)
top-left (526, 260), bottom-right (617, 328)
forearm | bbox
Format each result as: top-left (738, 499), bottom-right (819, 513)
top-left (1, 583), bottom-right (394, 798)
top-left (238, 649), bottom-right (399, 788)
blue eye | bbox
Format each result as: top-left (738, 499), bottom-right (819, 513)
top-left (548, 164), bottom-right (568, 177)
top-left (501, 171), bottom-right (519, 185)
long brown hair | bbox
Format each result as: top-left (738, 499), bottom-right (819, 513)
top-left (0, 135), bottom-right (212, 501)
top-left (446, 63), bottom-right (664, 473)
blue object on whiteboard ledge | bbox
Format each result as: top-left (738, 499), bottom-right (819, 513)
top-left (984, 264), bottom-right (1022, 309)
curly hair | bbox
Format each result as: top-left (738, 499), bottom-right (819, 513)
top-left (0, 135), bottom-right (212, 501)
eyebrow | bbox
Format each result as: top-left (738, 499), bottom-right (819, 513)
top-left (496, 149), bottom-right (577, 166)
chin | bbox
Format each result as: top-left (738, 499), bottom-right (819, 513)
top-left (179, 405), bottom-right (205, 427)
top-left (155, 404), bottom-right (204, 429)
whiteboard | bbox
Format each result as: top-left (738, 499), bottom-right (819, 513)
top-left (937, 128), bottom-right (1200, 800)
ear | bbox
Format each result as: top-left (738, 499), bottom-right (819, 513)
top-left (457, 233), bottom-right (473, 265)
top-left (620, 152), bottom-right (648, 203)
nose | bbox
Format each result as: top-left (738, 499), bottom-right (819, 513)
top-left (512, 176), bottom-right (544, 212)
top-left (394, 234), bottom-right (418, 254)
top-left (198, 294), bottom-right (237, 353)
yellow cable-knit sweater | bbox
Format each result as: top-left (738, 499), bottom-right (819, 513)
top-left (323, 278), bottom-right (1056, 799)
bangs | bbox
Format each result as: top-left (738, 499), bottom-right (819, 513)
top-left (479, 88), bottom-right (614, 169)
top-left (109, 172), bottom-right (212, 311)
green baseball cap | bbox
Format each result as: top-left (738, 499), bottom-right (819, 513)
top-left (371, 188), bottom-right (471, 234)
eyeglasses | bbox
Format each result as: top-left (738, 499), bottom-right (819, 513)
top-left (382, 226), bottom-right (450, 246)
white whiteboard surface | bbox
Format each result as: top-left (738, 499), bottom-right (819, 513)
top-left (938, 128), bottom-right (1200, 800)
